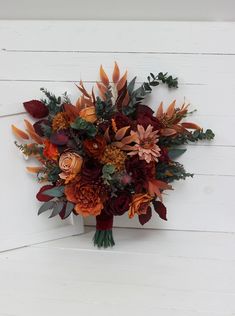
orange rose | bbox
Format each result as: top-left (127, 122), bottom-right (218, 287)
top-left (128, 193), bottom-right (152, 219)
top-left (65, 179), bottom-right (104, 217)
top-left (43, 140), bottom-right (59, 161)
top-left (79, 106), bottom-right (97, 123)
top-left (59, 152), bottom-right (83, 184)
top-left (83, 135), bottom-right (106, 159)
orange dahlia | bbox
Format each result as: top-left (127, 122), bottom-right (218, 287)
top-left (65, 178), bottom-right (105, 217)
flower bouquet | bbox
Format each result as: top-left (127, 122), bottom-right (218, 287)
top-left (12, 63), bottom-right (214, 247)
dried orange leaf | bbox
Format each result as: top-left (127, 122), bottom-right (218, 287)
top-left (166, 100), bottom-right (176, 118)
top-left (121, 134), bottom-right (138, 145)
top-left (76, 81), bottom-right (90, 98)
top-left (24, 119), bottom-right (35, 133)
top-left (27, 130), bottom-right (43, 144)
top-left (96, 82), bottom-right (107, 100)
top-left (100, 65), bottom-right (109, 86)
top-left (117, 71), bottom-right (127, 91)
top-left (11, 125), bottom-right (29, 140)
top-left (181, 122), bottom-right (201, 130)
top-left (26, 166), bottom-right (43, 173)
top-left (156, 101), bottom-right (164, 118)
top-left (115, 126), bottom-right (130, 141)
top-left (112, 62), bottom-right (120, 84)
top-left (160, 128), bottom-right (177, 136)
top-left (122, 91), bottom-right (130, 106)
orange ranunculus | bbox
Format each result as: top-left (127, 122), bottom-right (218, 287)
top-left (65, 178), bottom-right (104, 217)
top-left (43, 140), bottom-right (59, 161)
top-left (79, 106), bottom-right (97, 123)
top-left (128, 193), bottom-right (153, 219)
top-left (59, 151), bottom-right (83, 184)
top-left (83, 135), bottom-right (106, 159)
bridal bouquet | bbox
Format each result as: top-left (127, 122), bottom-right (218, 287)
top-left (12, 63), bottom-right (214, 247)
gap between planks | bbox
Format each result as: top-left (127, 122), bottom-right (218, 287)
top-left (2, 48), bottom-right (235, 56)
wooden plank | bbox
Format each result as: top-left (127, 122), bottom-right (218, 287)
top-left (85, 174), bottom-right (235, 232)
top-left (1, 21), bottom-right (235, 54)
top-left (1, 50), bottom-right (235, 85)
top-left (0, 231), bottom-right (234, 315)
top-left (38, 228), bottom-right (235, 261)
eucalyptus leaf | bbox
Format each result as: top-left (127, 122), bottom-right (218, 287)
top-left (127, 77), bottom-right (136, 95)
top-left (64, 202), bottom-right (75, 218)
top-left (38, 201), bottom-right (55, 215)
top-left (43, 186), bottom-right (65, 198)
top-left (49, 201), bottom-right (64, 218)
top-left (168, 148), bottom-right (187, 160)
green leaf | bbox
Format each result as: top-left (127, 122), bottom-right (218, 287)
top-left (102, 164), bottom-right (115, 175)
top-left (38, 201), bottom-right (55, 215)
top-left (64, 202), bottom-right (75, 218)
top-left (71, 117), bottom-right (97, 137)
top-left (168, 148), bottom-right (187, 160)
top-left (127, 77), bottom-right (136, 95)
top-left (49, 201), bottom-right (64, 218)
top-left (43, 186), bottom-right (65, 198)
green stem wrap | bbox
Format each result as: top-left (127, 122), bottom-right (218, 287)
top-left (93, 213), bottom-right (115, 248)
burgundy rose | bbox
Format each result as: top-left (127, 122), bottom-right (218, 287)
top-left (81, 159), bottom-right (102, 181)
top-left (125, 156), bottom-right (155, 192)
top-left (105, 191), bottom-right (132, 216)
top-left (135, 104), bottom-right (161, 130)
top-left (113, 112), bottom-right (131, 129)
top-left (24, 100), bottom-right (49, 118)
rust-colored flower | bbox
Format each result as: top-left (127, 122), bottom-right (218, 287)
top-left (101, 145), bottom-right (127, 171)
top-left (59, 152), bottom-right (83, 184)
top-left (52, 112), bottom-right (70, 131)
top-left (79, 106), bottom-right (97, 123)
top-left (128, 193), bottom-right (152, 219)
top-left (43, 139), bottom-right (59, 161)
top-left (65, 178), bottom-right (104, 217)
top-left (83, 135), bottom-right (106, 159)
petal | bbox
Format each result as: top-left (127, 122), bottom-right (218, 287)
top-left (12, 125), bottom-right (29, 140)
top-left (100, 65), bottom-right (109, 86)
top-left (112, 61), bottom-right (120, 84)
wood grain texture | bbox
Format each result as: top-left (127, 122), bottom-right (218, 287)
top-left (0, 228), bottom-right (234, 316)
top-left (1, 21), bottom-right (235, 53)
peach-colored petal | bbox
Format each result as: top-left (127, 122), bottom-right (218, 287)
top-left (100, 65), bottom-right (109, 86)
top-left (12, 125), bottom-right (29, 140)
top-left (112, 61), bottom-right (120, 84)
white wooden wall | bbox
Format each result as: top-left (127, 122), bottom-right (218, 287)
top-left (0, 21), bottom-right (234, 235)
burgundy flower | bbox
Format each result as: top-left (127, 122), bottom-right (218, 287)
top-left (105, 191), bottom-right (132, 216)
top-left (135, 104), bottom-right (161, 130)
top-left (125, 156), bottom-right (155, 192)
top-left (81, 159), bottom-right (102, 181)
top-left (50, 131), bottom-right (69, 146)
top-left (33, 119), bottom-right (51, 137)
top-left (113, 112), bottom-right (131, 129)
top-left (23, 100), bottom-right (49, 119)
